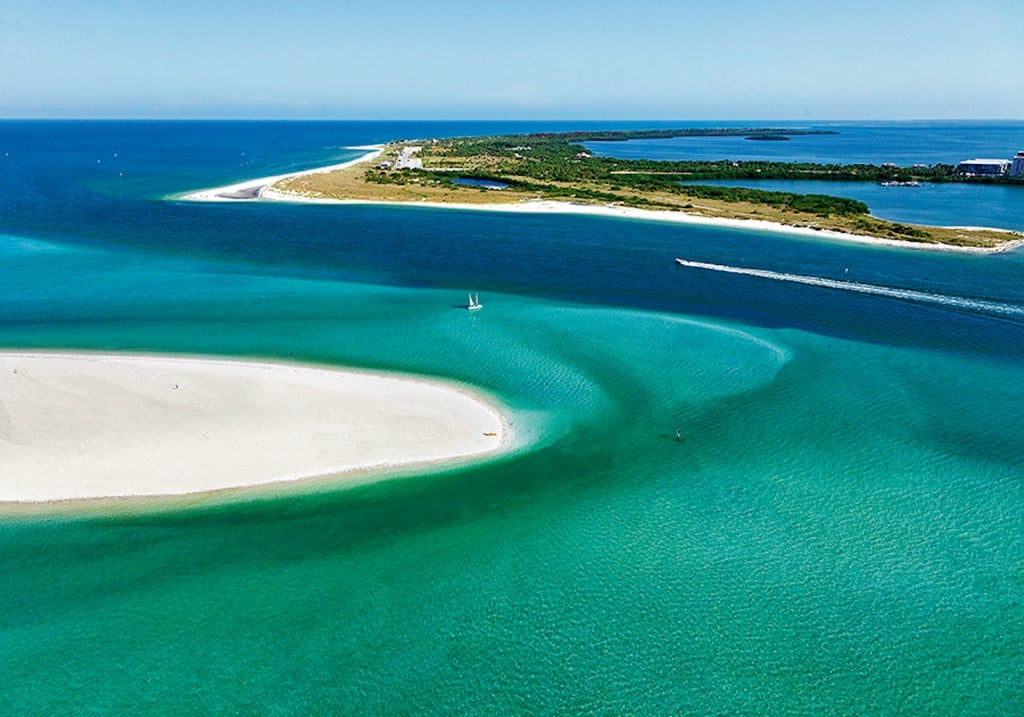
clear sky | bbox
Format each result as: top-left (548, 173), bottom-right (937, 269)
top-left (2, 0), bottom-right (1022, 120)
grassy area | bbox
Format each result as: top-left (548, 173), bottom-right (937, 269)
top-left (279, 161), bottom-right (521, 206)
top-left (273, 133), bottom-right (1022, 250)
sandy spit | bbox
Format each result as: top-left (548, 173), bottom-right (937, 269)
top-left (0, 351), bottom-right (511, 504)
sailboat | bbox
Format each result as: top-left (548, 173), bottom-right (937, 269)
top-left (467, 293), bottom-right (483, 311)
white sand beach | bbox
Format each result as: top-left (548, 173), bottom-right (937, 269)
top-left (180, 145), bottom-right (383, 201)
top-left (0, 352), bottom-right (509, 503)
top-left (185, 151), bottom-right (1021, 254)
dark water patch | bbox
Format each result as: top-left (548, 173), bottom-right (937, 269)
top-left (452, 177), bottom-right (510, 190)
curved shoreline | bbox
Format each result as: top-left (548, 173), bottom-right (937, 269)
top-left (261, 190), bottom-right (1024, 254)
top-left (0, 351), bottom-right (513, 505)
top-left (181, 151), bottom-right (1022, 254)
top-left (179, 145), bottom-right (383, 202)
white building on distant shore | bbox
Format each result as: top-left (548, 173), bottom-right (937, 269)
top-left (956, 158), bottom-right (1011, 176)
top-left (1011, 151), bottom-right (1024, 178)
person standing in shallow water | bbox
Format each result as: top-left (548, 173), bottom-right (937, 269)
top-left (676, 428), bottom-right (681, 442)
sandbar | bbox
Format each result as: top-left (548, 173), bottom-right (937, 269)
top-left (0, 352), bottom-right (509, 504)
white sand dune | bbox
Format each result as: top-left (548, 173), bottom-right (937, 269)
top-left (0, 352), bottom-right (509, 503)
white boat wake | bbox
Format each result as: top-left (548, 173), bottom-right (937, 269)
top-left (674, 258), bottom-right (1024, 318)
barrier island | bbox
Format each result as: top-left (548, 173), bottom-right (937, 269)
top-left (272, 128), bottom-right (1022, 250)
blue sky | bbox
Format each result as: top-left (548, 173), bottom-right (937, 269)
top-left (2, 0), bottom-right (1022, 119)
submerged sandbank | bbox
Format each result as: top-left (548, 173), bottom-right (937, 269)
top-left (0, 352), bottom-right (509, 504)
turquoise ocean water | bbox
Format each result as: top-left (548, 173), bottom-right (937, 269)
top-left (1, 121), bottom-right (1023, 714)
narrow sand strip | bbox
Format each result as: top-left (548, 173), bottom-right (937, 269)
top-left (0, 352), bottom-right (509, 503)
top-left (180, 145), bottom-right (383, 202)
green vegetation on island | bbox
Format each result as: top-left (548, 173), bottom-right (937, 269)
top-left (277, 129), bottom-right (1022, 249)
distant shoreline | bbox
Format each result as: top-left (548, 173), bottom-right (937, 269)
top-left (182, 149), bottom-right (1023, 254)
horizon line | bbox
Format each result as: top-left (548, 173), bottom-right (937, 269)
top-left (3, 116), bottom-right (1024, 123)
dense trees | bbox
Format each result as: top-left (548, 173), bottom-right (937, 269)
top-left (375, 129), bottom-right (1021, 221)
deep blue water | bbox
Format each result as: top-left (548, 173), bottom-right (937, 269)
top-left (584, 120), bottom-right (1024, 165)
top-left (1, 120), bottom-right (1023, 715)
top-left (3, 121), bottom-right (1022, 350)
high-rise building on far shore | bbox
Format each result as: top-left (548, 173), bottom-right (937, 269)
top-left (956, 158), bottom-right (1011, 176)
top-left (1011, 151), bottom-right (1024, 178)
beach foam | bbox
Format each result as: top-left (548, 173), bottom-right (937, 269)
top-left (0, 352), bottom-right (509, 503)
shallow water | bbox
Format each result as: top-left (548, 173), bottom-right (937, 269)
top-left (1, 121), bottom-right (1022, 714)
